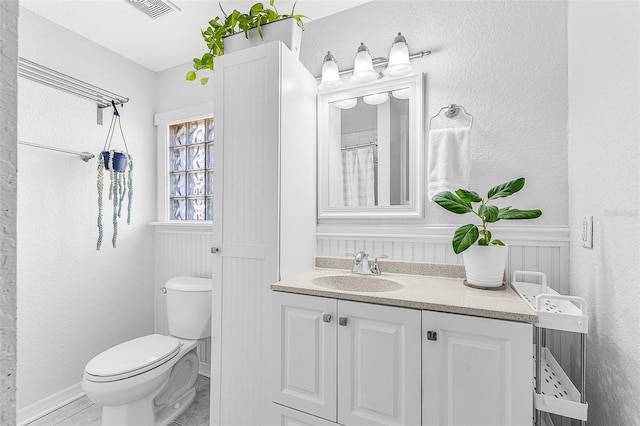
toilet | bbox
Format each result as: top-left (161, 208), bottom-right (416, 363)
top-left (83, 277), bottom-right (211, 426)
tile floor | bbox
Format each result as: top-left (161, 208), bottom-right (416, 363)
top-left (26, 375), bottom-right (210, 426)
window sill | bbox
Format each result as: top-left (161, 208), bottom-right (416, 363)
top-left (149, 221), bottom-right (213, 233)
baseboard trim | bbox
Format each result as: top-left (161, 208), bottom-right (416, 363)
top-left (17, 381), bottom-right (84, 426)
top-left (199, 362), bottom-right (211, 378)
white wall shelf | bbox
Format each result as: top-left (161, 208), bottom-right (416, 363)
top-left (512, 271), bottom-right (588, 426)
top-left (18, 57), bottom-right (129, 125)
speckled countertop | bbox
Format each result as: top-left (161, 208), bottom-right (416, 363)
top-left (271, 257), bottom-right (537, 323)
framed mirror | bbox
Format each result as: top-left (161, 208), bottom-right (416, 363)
top-left (317, 73), bottom-right (424, 220)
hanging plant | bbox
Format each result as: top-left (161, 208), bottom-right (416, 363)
top-left (97, 102), bottom-right (133, 250)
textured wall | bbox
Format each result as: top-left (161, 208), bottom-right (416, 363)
top-left (0, 1), bottom-right (18, 423)
top-left (568, 2), bottom-right (640, 424)
top-left (301, 1), bottom-right (569, 227)
top-left (17, 8), bottom-right (156, 409)
top-left (154, 62), bottom-right (213, 114)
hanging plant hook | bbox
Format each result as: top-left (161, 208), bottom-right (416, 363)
top-left (111, 100), bottom-right (120, 117)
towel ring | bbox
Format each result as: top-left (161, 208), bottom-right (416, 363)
top-left (429, 104), bottom-right (473, 130)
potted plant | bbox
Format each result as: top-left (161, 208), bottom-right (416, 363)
top-left (186, 0), bottom-right (307, 85)
top-left (432, 177), bottom-right (542, 288)
top-left (97, 105), bottom-right (133, 250)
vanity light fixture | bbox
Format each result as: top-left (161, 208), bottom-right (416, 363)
top-left (352, 42), bottom-right (379, 83)
top-left (333, 98), bottom-right (358, 109)
top-left (316, 33), bottom-right (431, 91)
top-left (363, 92), bottom-right (389, 105)
top-left (385, 32), bottom-right (412, 76)
top-left (391, 87), bottom-right (411, 99)
top-left (318, 51), bottom-right (343, 91)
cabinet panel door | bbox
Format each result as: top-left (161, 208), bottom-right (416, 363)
top-left (422, 310), bottom-right (532, 426)
top-left (338, 301), bottom-right (422, 426)
top-left (274, 403), bottom-right (339, 426)
top-left (273, 292), bottom-right (338, 422)
top-left (211, 41), bottom-right (281, 426)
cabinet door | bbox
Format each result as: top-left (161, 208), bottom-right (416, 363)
top-left (273, 292), bottom-right (338, 422)
top-left (274, 403), bottom-right (339, 426)
top-left (211, 41), bottom-right (281, 426)
top-left (422, 310), bottom-right (532, 426)
top-left (338, 300), bottom-right (422, 426)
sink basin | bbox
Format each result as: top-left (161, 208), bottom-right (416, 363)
top-left (312, 275), bottom-right (404, 293)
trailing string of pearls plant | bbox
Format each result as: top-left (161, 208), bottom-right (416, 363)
top-left (97, 103), bottom-right (133, 250)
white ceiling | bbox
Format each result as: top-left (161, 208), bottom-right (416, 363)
top-left (20, 0), bottom-right (369, 72)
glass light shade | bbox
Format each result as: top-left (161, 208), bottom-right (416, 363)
top-left (386, 32), bottom-right (412, 77)
top-left (318, 51), bottom-right (342, 91)
top-left (391, 87), bottom-right (411, 99)
top-left (333, 98), bottom-right (358, 109)
top-left (352, 43), bottom-right (379, 83)
top-left (363, 92), bottom-right (389, 105)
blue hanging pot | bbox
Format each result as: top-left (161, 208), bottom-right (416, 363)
top-left (100, 101), bottom-right (130, 173)
top-left (102, 150), bottom-right (128, 172)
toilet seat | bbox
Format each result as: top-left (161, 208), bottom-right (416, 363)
top-left (85, 334), bottom-right (181, 382)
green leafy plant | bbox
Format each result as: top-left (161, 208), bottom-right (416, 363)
top-left (187, 0), bottom-right (307, 85)
top-left (432, 177), bottom-right (542, 254)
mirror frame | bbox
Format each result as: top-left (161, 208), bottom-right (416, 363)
top-left (317, 72), bottom-right (424, 220)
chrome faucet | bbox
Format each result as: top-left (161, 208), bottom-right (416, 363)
top-left (346, 252), bottom-right (388, 275)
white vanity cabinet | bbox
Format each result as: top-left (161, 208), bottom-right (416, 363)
top-left (421, 310), bottom-right (532, 426)
top-left (272, 291), bottom-right (422, 426)
top-left (273, 289), bottom-right (534, 426)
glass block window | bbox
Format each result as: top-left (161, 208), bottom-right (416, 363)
top-left (168, 117), bottom-right (214, 221)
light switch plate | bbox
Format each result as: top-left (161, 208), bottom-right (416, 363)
top-left (581, 216), bottom-right (593, 248)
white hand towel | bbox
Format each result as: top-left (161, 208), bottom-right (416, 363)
top-left (427, 127), bottom-right (471, 200)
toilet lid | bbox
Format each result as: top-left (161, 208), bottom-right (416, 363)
top-left (85, 334), bottom-right (181, 381)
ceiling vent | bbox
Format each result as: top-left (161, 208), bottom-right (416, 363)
top-left (124, 0), bottom-right (181, 19)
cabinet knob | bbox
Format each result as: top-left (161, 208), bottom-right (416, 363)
top-left (426, 330), bottom-right (438, 341)
top-left (323, 314), bottom-right (332, 323)
top-left (211, 247), bottom-right (220, 254)
top-left (339, 317), bottom-right (348, 326)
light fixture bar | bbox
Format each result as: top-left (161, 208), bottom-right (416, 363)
top-left (315, 50), bottom-right (431, 80)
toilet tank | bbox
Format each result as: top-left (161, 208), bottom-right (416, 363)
top-left (164, 277), bottom-right (212, 339)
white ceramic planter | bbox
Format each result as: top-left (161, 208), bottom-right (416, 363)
top-left (462, 244), bottom-right (509, 288)
top-left (223, 18), bottom-right (302, 58)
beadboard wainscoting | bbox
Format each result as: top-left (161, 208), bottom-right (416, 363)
top-left (317, 224), bottom-right (570, 290)
top-left (153, 224), bottom-right (213, 371)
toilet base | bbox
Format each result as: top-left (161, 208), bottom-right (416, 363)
top-left (155, 387), bottom-right (196, 426)
top-left (101, 379), bottom-right (196, 426)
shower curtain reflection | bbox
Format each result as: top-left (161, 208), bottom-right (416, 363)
top-left (342, 146), bottom-right (376, 206)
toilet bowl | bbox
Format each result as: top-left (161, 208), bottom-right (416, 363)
top-left (83, 277), bottom-right (211, 426)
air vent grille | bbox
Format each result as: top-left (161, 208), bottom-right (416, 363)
top-left (124, 0), bottom-right (179, 19)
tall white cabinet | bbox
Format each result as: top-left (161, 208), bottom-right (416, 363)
top-left (210, 41), bottom-right (317, 425)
